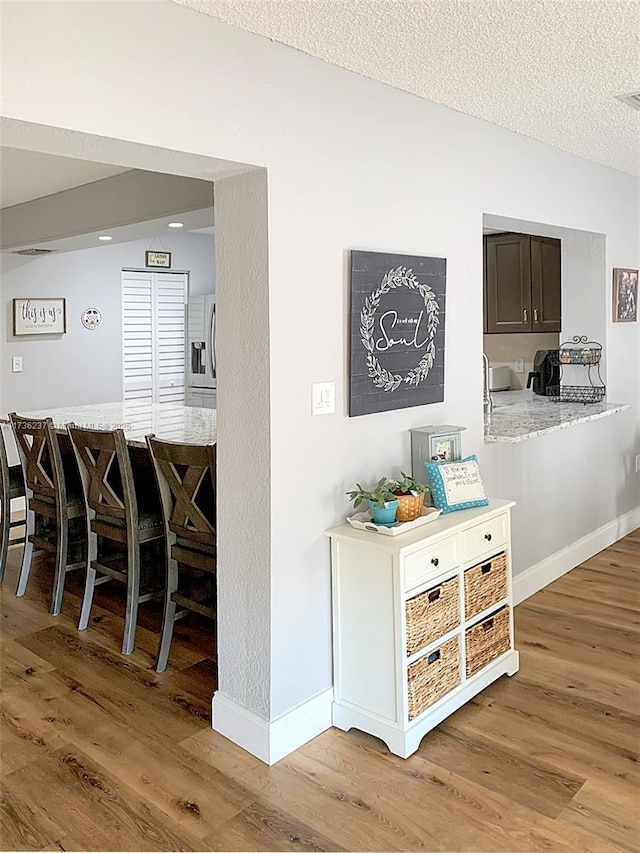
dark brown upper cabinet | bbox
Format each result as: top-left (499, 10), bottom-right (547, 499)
top-left (484, 233), bottom-right (561, 334)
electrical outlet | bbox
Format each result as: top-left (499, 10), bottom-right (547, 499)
top-left (12, 356), bottom-right (22, 373)
top-left (312, 382), bottom-right (335, 415)
top-left (513, 358), bottom-right (525, 374)
top-left (636, 454), bottom-right (640, 474)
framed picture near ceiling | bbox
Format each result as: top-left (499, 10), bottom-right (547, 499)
top-left (349, 250), bottom-right (446, 416)
top-left (612, 268), bottom-right (638, 322)
top-left (13, 298), bottom-right (67, 336)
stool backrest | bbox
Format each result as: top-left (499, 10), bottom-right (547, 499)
top-left (9, 413), bottom-right (65, 504)
top-left (146, 436), bottom-right (216, 549)
top-left (68, 426), bottom-right (136, 527)
top-left (0, 425), bottom-right (13, 504)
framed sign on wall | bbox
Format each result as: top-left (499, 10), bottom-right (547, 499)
top-left (349, 250), bottom-right (446, 416)
top-left (146, 250), bottom-right (172, 268)
top-left (13, 298), bottom-right (67, 336)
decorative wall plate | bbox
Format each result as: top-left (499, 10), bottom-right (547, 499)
top-left (81, 307), bottom-right (102, 330)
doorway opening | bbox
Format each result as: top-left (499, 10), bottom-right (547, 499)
top-left (1, 118), bottom-right (272, 735)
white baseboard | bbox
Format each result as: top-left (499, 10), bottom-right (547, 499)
top-left (513, 506), bottom-right (640, 605)
top-left (212, 687), bottom-right (333, 765)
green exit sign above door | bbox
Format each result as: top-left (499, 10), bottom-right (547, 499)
top-left (145, 251), bottom-right (172, 268)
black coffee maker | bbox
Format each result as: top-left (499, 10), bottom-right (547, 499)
top-left (527, 349), bottom-right (559, 396)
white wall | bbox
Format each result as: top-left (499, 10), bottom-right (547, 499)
top-left (1, 1), bottom-right (638, 724)
top-left (1, 230), bottom-right (214, 415)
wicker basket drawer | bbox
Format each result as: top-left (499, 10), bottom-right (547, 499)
top-left (407, 637), bottom-right (460, 720)
top-left (465, 606), bottom-right (511, 677)
top-left (405, 576), bottom-right (459, 656)
top-left (464, 552), bottom-right (508, 620)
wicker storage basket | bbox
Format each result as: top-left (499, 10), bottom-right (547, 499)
top-left (464, 552), bottom-right (508, 620)
top-left (465, 606), bottom-right (510, 677)
top-left (396, 492), bottom-right (425, 522)
top-left (407, 637), bottom-right (460, 720)
top-left (405, 576), bottom-right (459, 656)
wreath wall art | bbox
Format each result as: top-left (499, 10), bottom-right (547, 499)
top-left (349, 250), bottom-right (446, 416)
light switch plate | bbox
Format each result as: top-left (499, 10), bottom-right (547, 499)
top-left (12, 356), bottom-right (23, 373)
top-left (312, 382), bottom-right (335, 415)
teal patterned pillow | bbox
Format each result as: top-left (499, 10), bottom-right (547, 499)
top-left (425, 454), bottom-right (489, 514)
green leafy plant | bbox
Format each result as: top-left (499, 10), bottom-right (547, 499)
top-left (346, 477), bottom-right (397, 510)
top-left (390, 471), bottom-right (430, 496)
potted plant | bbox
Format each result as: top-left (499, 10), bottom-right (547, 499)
top-left (390, 472), bottom-right (430, 522)
top-left (346, 478), bottom-right (399, 525)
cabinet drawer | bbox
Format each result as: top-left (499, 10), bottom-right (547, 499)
top-left (405, 576), bottom-right (459, 656)
top-left (404, 537), bottom-right (458, 591)
top-left (407, 637), bottom-right (460, 720)
top-left (462, 514), bottom-right (508, 562)
top-left (465, 606), bottom-right (511, 677)
top-left (464, 552), bottom-right (508, 620)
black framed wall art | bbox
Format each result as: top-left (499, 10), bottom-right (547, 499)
top-left (349, 250), bottom-right (446, 416)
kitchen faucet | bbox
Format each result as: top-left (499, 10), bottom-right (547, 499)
top-left (483, 353), bottom-right (493, 414)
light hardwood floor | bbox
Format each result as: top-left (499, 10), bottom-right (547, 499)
top-left (1, 529), bottom-right (639, 852)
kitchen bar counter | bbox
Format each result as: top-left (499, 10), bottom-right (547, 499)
top-left (484, 391), bottom-right (629, 443)
top-left (0, 402), bottom-right (216, 447)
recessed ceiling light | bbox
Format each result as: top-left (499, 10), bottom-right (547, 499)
top-left (168, 222), bottom-right (184, 228)
top-left (98, 235), bottom-right (112, 241)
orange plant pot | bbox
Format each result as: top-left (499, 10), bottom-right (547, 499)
top-left (395, 492), bottom-right (425, 522)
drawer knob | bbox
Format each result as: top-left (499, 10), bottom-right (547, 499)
top-left (431, 557), bottom-right (439, 567)
top-left (484, 533), bottom-right (492, 541)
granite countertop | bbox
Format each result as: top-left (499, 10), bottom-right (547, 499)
top-left (484, 390), bottom-right (630, 443)
top-left (1, 402), bottom-right (217, 448)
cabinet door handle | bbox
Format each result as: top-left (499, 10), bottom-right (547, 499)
top-left (534, 308), bottom-right (539, 323)
top-left (431, 557), bottom-right (439, 567)
top-left (484, 533), bottom-right (492, 542)
top-left (523, 309), bottom-right (528, 324)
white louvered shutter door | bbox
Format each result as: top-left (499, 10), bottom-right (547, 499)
top-left (155, 273), bottom-right (187, 405)
top-left (122, 270), bottom-right (187, 407)
top-left (122, 271), bottom-right (154, 408)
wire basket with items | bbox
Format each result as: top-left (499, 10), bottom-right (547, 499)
top-left (549, 336), bottom-right (606, 404)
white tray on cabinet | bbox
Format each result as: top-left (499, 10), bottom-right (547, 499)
top-left (346, 506), bottom-right (442, 536)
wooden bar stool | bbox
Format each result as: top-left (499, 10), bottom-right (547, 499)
top-left (68, 425), bottom-right (164, 655)
top-left (146, 435), bottom-right (216, 673)
top-left (9, 413), bottom-right (86, 614)
top-left (0, 425), bottom-right (26, 583)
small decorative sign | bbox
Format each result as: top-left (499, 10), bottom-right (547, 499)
top-left (81, 307), bottom-right (103, 330)
top-left (349, 250), bottom-right (446, 416)
top-left (145, 250), bottom-right (172, 268)
top-left (13, 298), bottom-right (66, 336)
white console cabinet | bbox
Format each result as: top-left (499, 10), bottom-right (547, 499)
top-left (327, 499), bottom-right (519, 758)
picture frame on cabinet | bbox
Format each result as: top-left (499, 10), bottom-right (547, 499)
top-left (13, 298), bottom-right (67, 336)
top-left (612, 268), bottom-right (637, 323)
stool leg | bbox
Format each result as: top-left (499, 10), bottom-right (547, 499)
top-left (50, 516), bottom-right (69, 616)
top-left (122, 539), bottom-right (140, 656)
top-left (0, 496), bottom-right (9, 584)
top-left (15, 507), bottom-right (35, 597)
top-left (78, 530), bottom-right (98, 631)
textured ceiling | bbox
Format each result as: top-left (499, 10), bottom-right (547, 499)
top-left (171, 0), bottom-right (640, 176)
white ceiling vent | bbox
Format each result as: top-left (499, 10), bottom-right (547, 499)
top-left (11, 248), bottom-right (59, 256)
top-left (617, 92), bottom-right (640, 111)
